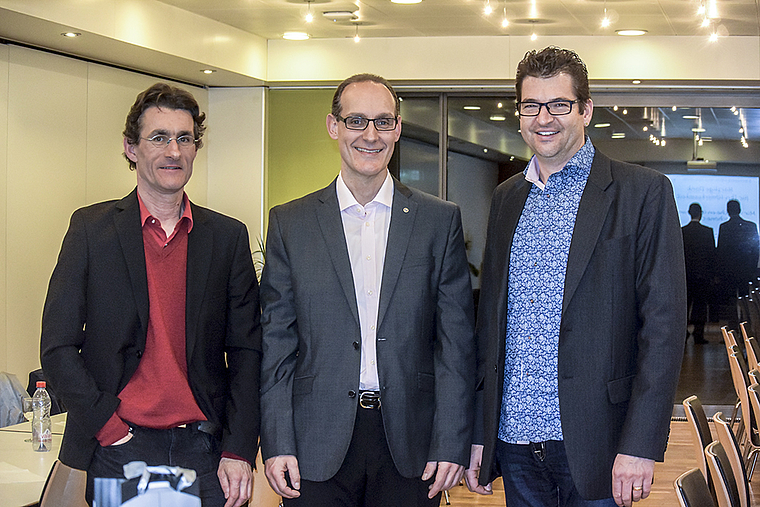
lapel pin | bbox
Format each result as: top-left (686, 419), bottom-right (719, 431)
top-left (403, 207), bottom-right (409, 213)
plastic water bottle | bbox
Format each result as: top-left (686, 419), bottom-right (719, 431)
top-left (32, 381), bottom-right (52, 452)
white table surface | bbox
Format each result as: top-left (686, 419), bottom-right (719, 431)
top-left (0, 413), bottom-right (66, 507)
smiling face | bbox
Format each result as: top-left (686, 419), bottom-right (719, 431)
top-left (123, 106), bottom-right (196, 201)
top-left (519, 73), bottom-right (593, 177)
top-left (326, 81), bottom-right (401, 190)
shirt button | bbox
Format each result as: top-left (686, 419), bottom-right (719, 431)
top-left (370, 325), bottom-right (375, 331)
top-left (366, 255), bottom-right (371, 260)
top-left (365, 222), bottom-right (370, 227)
top-left (348, 390), bottom-right (357, 398)
top-left (367, 290), bottom-right (373, 296)
top-left (353, 341), bottom-right (360, 350)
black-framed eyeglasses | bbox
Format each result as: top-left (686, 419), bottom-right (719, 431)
top-left (141, 134), bottom-right (198, 149)
top-left (335, 115), bottom-right (399, 131)
top-left (516, 99), bottom-right (581, 117)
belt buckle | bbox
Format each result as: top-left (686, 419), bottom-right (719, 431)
top-left (359, 391), bottom-right (381, 409)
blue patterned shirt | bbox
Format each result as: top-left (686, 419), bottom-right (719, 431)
top-left (498, 138), bottom-right (595, 443)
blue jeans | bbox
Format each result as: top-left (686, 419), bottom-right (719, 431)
top-left (86, 424), bottom-right (225, 507)
top-left (495, 439), bottom-right (618, 507)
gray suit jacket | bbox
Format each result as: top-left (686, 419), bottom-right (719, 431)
top-left (260, 178), bottom-right (476, 481)
top-left (474, 151), bottom-right (686, 499)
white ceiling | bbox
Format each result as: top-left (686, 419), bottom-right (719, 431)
top-left (157, 0), bottom-right (760, 40)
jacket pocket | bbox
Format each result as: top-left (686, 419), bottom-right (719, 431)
top-left (293, 375), bottom-right (314, 395)
top-left (607, 374), bottom-right (634, 404)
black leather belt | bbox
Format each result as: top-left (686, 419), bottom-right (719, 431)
top-left (177, 421), bottom-right (221, 438)
top-left (359, 391), bottom-right (381, 409)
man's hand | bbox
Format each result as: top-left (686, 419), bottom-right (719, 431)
top-left (421, 461), bottom-right (464, 499)
top-left (217, 457), bottom-right (252, 507)
top-left (264, 455), bottom-right (301, 499)
top-left (611, 454), bottom-right (655, 507)
top-left (464, 444), bottom-right (493, 495)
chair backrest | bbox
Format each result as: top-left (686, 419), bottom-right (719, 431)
top-left (727, 351), bottom-right (753, 431)
top-left (723, 326), bottom-right (737, 355)
top-left (705, 441), bottom-right (741, 507)
top-left (747, 383), bottom-right (760, 448)
top-left (683, 395), bottom-right (714, 490)
top-left (746, 336), bottom-right (760, 373)
top-left (712, 412), bottom-right (749, 507)
top-left (674, 468), bottom-right (716, 507)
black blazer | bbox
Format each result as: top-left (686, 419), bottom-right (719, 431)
top-left (475, 151), bottom-right (686, 499)
top-left (40, 189), bottom-right (261, 470)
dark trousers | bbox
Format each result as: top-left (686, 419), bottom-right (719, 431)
top-left (283, 406), bottom-right (440, 507)
top-left (687, 280), bottom-right (710, 340)
top-left (86, 424), bottom-right (225, 507)
top-left (495, 439), bottom-right (617, 507)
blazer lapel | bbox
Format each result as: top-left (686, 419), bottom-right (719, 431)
top-left (562, 151), bottom-right (613, 314)
top-left (377, 180), bottom-right (416, 328)
top-left (315, 181), bottom-right (360, 325)
top-left (114, 189), bottom-right (150, 338)
top-left (185, 203), bottom-right (214, 360)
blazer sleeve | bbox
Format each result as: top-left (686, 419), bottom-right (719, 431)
top-left (40, 210), bottom-right (121, 439)
top-left (617, 173), bottom-right (686, 460)
top-left (427, 205), bottom-right (477, 466)
top-left (220, 222), bottom-right (262, 463)
top-left (258, 207), bottom-right (300, 460)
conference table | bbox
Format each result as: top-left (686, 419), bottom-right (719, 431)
top-left (0, 413), bottom-right (66, 507)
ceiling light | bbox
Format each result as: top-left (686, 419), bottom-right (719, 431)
top-left (61, 32), bottom-right (81, 38)
top-left (682, 115), bottom-right (699, 119)
top-left (611, 133), bottom-right (625, 139)
top-left (283, 31), bottom-right (310, 40)
top-left (305, 0), bottom-right (313, 22)
top-left (391, 0), bottom-right (422, 3)
top-left (497, 102), bottom-right (503, 109)
top-left (353, 24), bottom-right (361, 43)
top-left (616, 29), bottom-right (647, 36)
top-left (323, 10), bottom-right (358, 21)
top-left (463, 106), bottom-right (481, 110)
top-left (594, 123), bottom-right (611, 128)
top-left (632, 80), bottom-right (641, 85)
top-left (201, 69), bottom-right (216, 74)
top-left (622, 109), bottom-right (628, 115)
top-left (701, 17), bottom-right (710, 28)
top-left (692, 127), bottom-right (706, 132)
top-left (672, 106), bottom-right (677, 111)
top-left (706, 0), bottom-right (718, 19)
top-left (613, 105), bottom-right (618, 111)
top-left (643, 126), bottom-right (648, 131)
top-left (709, 32), bottom-right (718, 42)
top-left (483, 148), bottom-right (488, 153)
top-left (490, 115), bottom-right (507, 121)
top-left (483, 0), bottom-right (492, 16)
top-left (531, 32), bottom-right (538, 41)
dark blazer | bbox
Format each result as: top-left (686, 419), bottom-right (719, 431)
top-left (40, 189), bottom-right (261, 470)
top-left (717, 216), bottom-right (759, 292)
top-left (475, 151), bottom-right (686, 500)
top-left (259, 178), bottom-right (475, 481)
top-left (682, 221), bottom-right (715, 285)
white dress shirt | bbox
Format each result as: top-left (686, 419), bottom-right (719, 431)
top-left (336, 172), bottom-right (394, 391)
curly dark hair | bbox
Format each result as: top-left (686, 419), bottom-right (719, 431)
top-left (331, 73), bottom-right (400, 118)
top-left (515, 46), bottom-right (590, 113)
top-left (123, 83), bottom-right (206, 170)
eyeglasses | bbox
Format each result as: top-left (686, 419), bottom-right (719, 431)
top-left (141, 134), bottom-right (198, 149)
top-left (516, 100), bottom-right (581, 117)
top-left (335, 115), bottom-right (398, 131)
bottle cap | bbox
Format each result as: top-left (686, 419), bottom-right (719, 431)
top-left (36, 381), bottom-right (46, 388)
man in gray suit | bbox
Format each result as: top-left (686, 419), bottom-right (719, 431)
top-left (465, 47), bottom-right (686, 507)
top-left (259, 74), bottom-right (476, 506)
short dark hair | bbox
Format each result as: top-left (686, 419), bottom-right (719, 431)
top-left (515, 46), bottom-right (590, 113)
top-left (728, 199), bottom-right (741, 216)
top-left (123, 83), bottom-right (206, 170)
top-left (331, 74), bottom-right (400, 118)
top-left (688, 203), bottom-right (702, 219)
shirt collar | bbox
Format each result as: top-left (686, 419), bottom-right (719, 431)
top-left (137, 191), bottom-right (194, 233)
top-left (524, 136), bottom-right (595, 190)
top-left (336, 172), bottom-right (394, 212)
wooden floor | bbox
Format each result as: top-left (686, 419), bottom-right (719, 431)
top-left (444, 321), bottom-right (749, 506)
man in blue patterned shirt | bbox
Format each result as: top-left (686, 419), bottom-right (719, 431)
top-left (465, 46), bottom-right (686, 507)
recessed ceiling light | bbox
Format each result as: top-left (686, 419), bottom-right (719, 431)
top-left (682, 115), bottom-right (699, 119)
top-left (594, 123), bottom-right (611, 128)
top-left (611, 133), bottom-right (626, 138)
top-left (391, 0), bottom-right (422, 3)
top-left (616, 29), bottom-right (647, 36)
top-left (632, 80), bottom-right (641, 85)
top-left (61, 32), bottom-right (81, 38)
top-left (201, 69), bottom-right (216, 74)
top-left (283, 32), bottom-right (310, 40)
top-left (692, 127), bottom-right (706, 132)
top-left (323, 10), bottom-right (358, 21)
top-left (463, 106), bottom-right (481, 110)
top-left (490, 115), bottom-right (507, 121)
